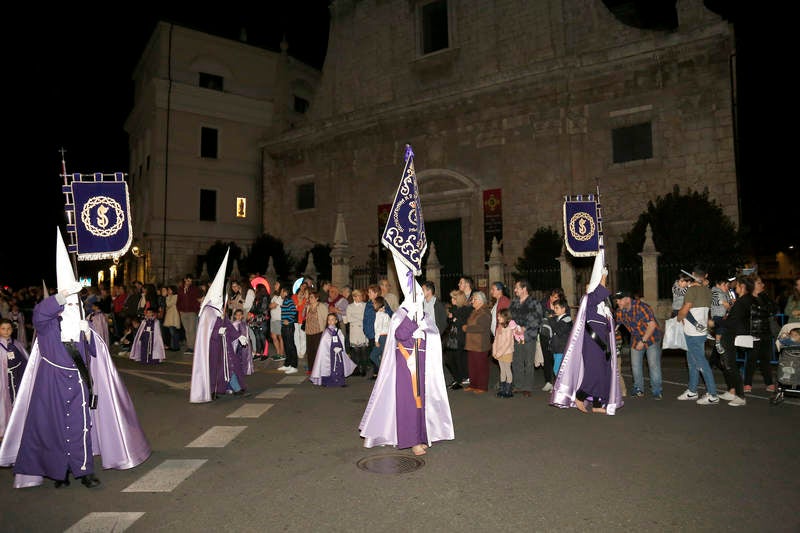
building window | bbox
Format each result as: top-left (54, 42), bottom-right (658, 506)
top-left (199, 72), bottom-right (224, 91)
top-left (297, 182), bottom-right (315, 211)
top-left (612, 122), bottom-right (652, 163)
top-left (294, 96), bottom-right (310, 114)
top-left (201, 127), bottom-right (218, 159)
top-left (421, 0), bottom-right (449, 54)
top-left (236, 197), bottom-right (247, 218)
top-left (200, 189), bottom-right (217, 221)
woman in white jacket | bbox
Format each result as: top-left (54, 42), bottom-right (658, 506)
top-left (345, 289), bottom-right (369, 376)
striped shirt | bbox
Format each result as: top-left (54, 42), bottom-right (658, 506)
top-left (615, 299), bottom-right (662, 346)
top-left (280, 297), bottom-right (297, 324)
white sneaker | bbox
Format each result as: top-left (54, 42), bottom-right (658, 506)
top-left (718, 391), bottom-right (736, 401)
top-left (677, 389), bottom-right (698, 400)
top-left (696, 393), bottom-right (719, 405)
top-left (277, 366), bottom-right (289, 371)
top-left (284, 367), bottom-right (298, 374)
top-left (728, 395), bottom-right (746, 406)
top-left (541, 382), bottom-right (553, 392)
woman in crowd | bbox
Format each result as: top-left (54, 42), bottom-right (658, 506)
top-left (718, 275), bottom-right (753, 406)
top-left (745, 275), bottom-right (776, 393)
top-left (345, 289), bottom-right (369, 376)
top-left (784, 276), bottom-right (800, 323)
top-left (163, 285), bottom-right (182, 351)
top-left (463, 291), bottom-right (492, 393)
top-left (444, 290), bottom-right (472, 389)
top-left (303, 291), bottom-right (328, 375)
top-left (249, 284), bottom-right (270, 359)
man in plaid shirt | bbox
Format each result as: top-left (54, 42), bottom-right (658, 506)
top-left (614, 290), bottom-right (663, 399)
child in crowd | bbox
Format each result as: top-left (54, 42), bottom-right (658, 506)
top-left (540, 298), bottom-right (573, 391)
top-left (130, 308), bottom-right (166, 364)
top-left (231, 309), bottom-right (254, 375)
top-left (88, 301), bottom-right (111, 347)
top-left (369, 296), bottom-right (390, 379)
top-left (492, 309), bottom-right (515, 398)
top-left (310, 313), bottom-right (356, 387)
top-left (118, 318), bottom-right (139, 355)
top-left (1, 318), bottom-right (28, 405)
top-left (710, 278), bottom-right (732, 354)
top-left (778, 327), bottom-right (800, 348)
top-left (671, 273), bottom-right (693, 317)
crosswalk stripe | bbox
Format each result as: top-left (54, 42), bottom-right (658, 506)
top-left (256, 388), bottom-right (293, 399)
top-left (118, 368), bottom-right (190, 389)
top-left (226, 403), bottom-right (274, 418)
top-left (278, 376), bottom-right (307, 385)
top-left (186, 426), bottom-right (247, 448)
top-left (64, 512), bottom-right (145, 532)
top-left (122, 459), bottom-right (207, 492)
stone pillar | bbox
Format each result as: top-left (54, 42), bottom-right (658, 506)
top-left (425, 242), bottom-right (442, 294)
top-left (230, 259), bottom-right (241, 281)
top-left (638, 223), bottom-right (661, 305)
top-left (486, 237), bottom-right (505, 288)
top-left (331, 213), bottom-right (351, 288)
top-left (303, 253), bottom-right (319, 284)
top-left (199, 261), bottom-right (209, 283)
top-left (266, 257), bottom-right (277, 287)
top-left (558, 247), bottom-right (577, 306)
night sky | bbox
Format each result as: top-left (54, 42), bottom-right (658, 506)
top-left (4, 4), bottom-right (784, 289)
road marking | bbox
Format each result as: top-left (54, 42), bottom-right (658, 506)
top-left (122, 459), bottom-right (207, 492)
top-left (227, 403), bottom-right (274, 418)
top-left (186, 426), bottom-right (247, 448)
top-left (278, 375), bottom-right (307, 385)
top-left (256, 388), bottom-right (293, 399)
top-left (65, 512), bottom-right (145, 532)
top-left (118, 368), bottom-right (191, 390)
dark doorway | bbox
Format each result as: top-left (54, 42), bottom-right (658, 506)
top-left (424, 218), bottom-right (462, 294)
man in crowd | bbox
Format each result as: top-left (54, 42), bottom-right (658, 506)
top-left (614, 290), bottom-right (663, 399)
top-left (422, 281), bottom-right (447, 335)
top-left (458, 277), bottom-right (475, 304)
top-left (177, 274), bottom-right (201, 354)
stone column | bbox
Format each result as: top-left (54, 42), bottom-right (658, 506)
top-left (425, 242), bottom-right (442, 294)
top-left (331, 213), bottom-right (351, 288)
top-left (266, 257), bottom-right (277, 287)
top-left (558, 247), bottom-right (577, 306)
top-left (486, 237), bottom-right (505, 288)
top-left (637, 223), bottom-right (661, 305)
top-left (303, 253), bottom-right (319, 284)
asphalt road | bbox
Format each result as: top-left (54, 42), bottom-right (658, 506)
top-left (1, 346), bottom-right (798, 533)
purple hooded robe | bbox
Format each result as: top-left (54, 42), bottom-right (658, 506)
top-left (0, 295), bottom-right (151, 487)
top-left (360, 308), bottom-right (454, 449)
top-left (310, 327), bottom-right (356, 386)
top-left (209, 316), bottom-right (247, 395)
top-left (130, 317), bottom-right (166, 364)
top-left (550, 285), bottom-right (623, 415)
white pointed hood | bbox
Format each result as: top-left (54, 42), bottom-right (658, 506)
top-left (201, 248), bottom-right (230, 314)
top-left (56, 228), bottom-right (83, 342)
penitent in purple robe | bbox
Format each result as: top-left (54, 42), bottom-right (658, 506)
top-left (130, 318), bottom-right (166, 364)
top-left (0, 295), bottom-right (152, 487)
top-left (232, 319), bottom-right (254, 375)
top-left (89, 310), bottom-right (110, 347)
top-left (310, 327), bottom-right (356, 387)
top-left (209, 317), bottom-right (247, 395)
top-left (360, 308), bottom-right (454, 450)
top-left (551, 284), bottom-right (623, 415)
top-left (1, 338), bottom-right (28, 403)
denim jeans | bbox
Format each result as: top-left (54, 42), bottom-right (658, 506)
top-left (684, 334), bottom-right (717, 395)
top-left (630, 341), bottom-right (662, 395)
top-left (370, 335), bottom-right (387, 370)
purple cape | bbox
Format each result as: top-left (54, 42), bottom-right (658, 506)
top-left (232, 319), bottom-right (254, 375)
top-left (550, 285), bottom-right (623, 415)
top-left (310, 327), bottom-right (356, 386)
top-left (0, 295), bottom-right (151, 488)
top-left (130, 318), bottom-right (166, 364)
top-left (209, 317), bottom-right (247, 394)
top-left (359, 307), bottom-right (454, 448)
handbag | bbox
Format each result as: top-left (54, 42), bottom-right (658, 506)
top-left (662, 317), bottom-right (688, 350)
top-left (443, 323), bottom-right (460, 351)
top-left (734, 335), bottom-right (754, 348)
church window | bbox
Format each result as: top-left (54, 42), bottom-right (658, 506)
top-left (201, 127), bottom-right (218, 159)
top-left (421, 0), bottom-right (449, 54)
top-left (612, 122), bottom-right (652, 163)
top-left (200, 189), bottom-right (217, 222)
top-left (297, 182), bottom-right (315, 211)
top-left (199, 72), bottom-right (224, 91)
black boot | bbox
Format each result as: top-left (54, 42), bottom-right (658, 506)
top-left (54, 471), bottom-right (70, 488)
top-left (80, 473), bottom-right (101, 488)
top-left (504, 382), bottom-right (514, 398)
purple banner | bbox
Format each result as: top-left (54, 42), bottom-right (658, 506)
top-left (72, 180), bottom-right (132, 260)
top-left (563, 199), bottom-right (599, 257)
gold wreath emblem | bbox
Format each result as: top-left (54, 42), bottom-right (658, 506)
top-left (568, 212), bottom-right (595, 242)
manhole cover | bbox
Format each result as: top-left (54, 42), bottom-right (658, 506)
top-left (356, 453), bottom-right (425, 474)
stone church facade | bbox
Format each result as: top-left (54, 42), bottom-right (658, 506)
top-left (261, 0), bottom-right (737, 287)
